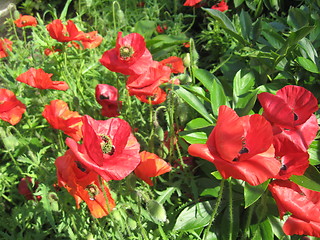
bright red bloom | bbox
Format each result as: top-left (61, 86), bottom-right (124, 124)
top-left (211, 0), bottom-right (229, 12)
top-left (72, 31), bottom-right (103, 49)
top-left (42, 100), bottom-right (83, 141)
top-left (18, 177), bottom-right (41, 201)
top-left (99, 32), bottom-right (153, 75)
top-left (273, 136), bottom-right (310, 180)
top-left (160, 56), bottom-right (185, 74)
top-left (46, 19), bottom-right (84, 42)
top-left (0, 88), bottom-right (26, 125)
top-left (268, 180), bottom-right (320, 237)
top-left (14, 14), bottom-right (37, 27)
top-left (134, 151), bottom-right (171, 186)
top-left (156, 24), bottom-right (167, 34)
top-left (44, 46), bottom-right (61, 56)
top-left (188, 105), bottom-right (281, 186)
top-left (66, 115), bottom-right (141, 181)
top-left (55, 149), bottom-right (115, 218)
top-left (95, 84), bottom-right (122, 117)
top-left (183, 0), bottom-right (202, 7)
top-left (16, 68), bottom-right (69, 90)
top-left (126, 61), bottom-right (171, 96)
top-left (0, 38), bottom-right (13, 58)
top-left (258, 85), bottom-right (318, 129)
top-left (135, 87), bottom-right (167, 105)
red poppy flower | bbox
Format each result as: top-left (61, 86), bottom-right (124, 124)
top-left (160, 56), bottom-right (185, 74)
top-left (44, 46), bottom-right (61, 56)
top-left (95, 84), bottom-right (122, 117)
top-left (55, 149), bottom-right (115, 218)
top-left (188, 105), bottom-right (281, 186)
top-left (268, 180), bottom-right (320, 237)
top-left (42, 100), bottom-right (83, 141)
top-left (273, 136), bottom-right (310, 180)
top-left (183, 0), bottom-right (202, 7)
top-left (134, 151), bottom-right (171, 186)
top-left (135, 87), bottom-right (167, 105)
top-left (126, 61), bottom-right (171, 96)
top-left (46, 19), bottom-right (84, 42)
top-left (66, 115), bottom-right (141, 181)
top-left (0, 88), bottom-right (26, 125)
top-left (258, 85), bottom-right (318, 129)
top-left (18, 177), bottom-right (41, 201)
top-left (99, 32), bottom-right (153, 75)
top-left (14, 14), bottom-right (37, 27)
top-left (156, 24), bottom-right (167, 34)
top-left (211, 0), bottom-right (229, 12)
top-left (16, 68), bottom-right (69, 90)
top-left (72, 31), bottom-right (103, 49)
top-left (0, 38), bottom-right (13, 58)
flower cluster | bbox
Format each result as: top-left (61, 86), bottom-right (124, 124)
top-left (99, 32), bottom-right (184, 105)
top-left (188, 85), bottom-right (319, 236)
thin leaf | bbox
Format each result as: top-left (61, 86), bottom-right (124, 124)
top-left (244, 180), bottom-right (269, 208)
top-left (290, 165), bottom-right (320, 192)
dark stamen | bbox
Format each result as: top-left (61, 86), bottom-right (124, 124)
top-left (280, 164), bottom-right (287, 170)
top-left (100, 95), bottom-right (109, 100)
top-left (239, 147), bottom-right (249, 154)
top-left (75, 161), bottom-right (86, 172)
top-left (294, 113), bottom-right (298, 121)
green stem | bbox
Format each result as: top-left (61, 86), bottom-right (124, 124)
top-left (228, 180), bottom-right (233, 240)
top-left (202, 179), bottom-right (225, 240)
top-left (241, 205), bottom-right (254, 240)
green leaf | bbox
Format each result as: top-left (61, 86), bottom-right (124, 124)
top-left (296, 57), bottom-right (319, 73)
top-left (179, 131), bottom-right (208, 144)
top-left (290, 165), bottom-right (320, 191)
top-left (185, 118), bottom-right (212, 130)
top-left (59, 0), bottom-right (73, 20)
top-left (146, 200), bottom-right (167, 223)
top-left (174, 85), bottom-right (214, 123)
top-left (278, 26), bottom-right (315, 55)
top-left (173, 201), bottom-right (214, 231)
top-left (251, 218), bottom-right (274, 240)
top-left (234, 0), bottom-right (245, 7)
top-left (240, 10), bottom-right (252, 41)
top-left (134, 20), bottom-right (157, 39)
top-left (211, 76), bottom-right (229, 117)
top-left (308, 140), bottom-right (320, 165)
top-left (287, 7), bottom-right (308, 30)
top-left (244, 180), bottom-right (269, 208)
top-left (203, 8), bottom-right (247, 45)
top-left (193, 67), bottom-right (214, 91)
top-left (155, 187), bottom-right (177, 204)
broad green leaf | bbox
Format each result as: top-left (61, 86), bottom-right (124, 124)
top-left (234, 0), bottom-right (245, 7)
top-left (278, 26), bottom-right (315, 55)
top-left (174, 85), bottom-right (214, 123)
top-left (308, 141), bottom-right (320, 165)
top-left (173, 200), bottom-right (214, 231)
top-left (134, 20), bottom-right (157, 39)
top-left (244, 180), bottom-right (269, 208)
top-left (192, 67), bottom-right (214, 91)
top-left (296, 57), bottom-right (319, 73)
top-left (185, 118), bottom-right (212, 130)
top-left (299, 38), bottom-right (318, 63)
top-left (287, 8), bottom-right (308, 30)
top-left (210, 77), bottom-right (229, 117)
top-left (268, 216), bottom-right (290, 240)
top-left (256, 82), bottom-right (287, 94)
top-left (220, 204), bottom-right (240, 240)
top-left (179, 131), bottom-right (208, 144)
top-left (146, 200), bottom-right (167, 223)
top-left (156, 187), bottom-right (177, 204)
top-left (240, 10), bottom-right (252, 41)
top-left (251, 218), bottom-right (274, 240)
top-left (290, 165), bottom-right (320, 192)
top-left (251, 18), bottom-right (262, 43)
top-left (261, 23), bottom-right (285, 49)
top-left (201, 186), bottom-right (221, 198)
top-left (203, 8), bottom-right (247, 45)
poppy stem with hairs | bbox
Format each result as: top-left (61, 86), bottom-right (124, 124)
top-left (202, 178), bottom-right (226, 240)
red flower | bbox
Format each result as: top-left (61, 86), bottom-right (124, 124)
top-left (0, 38), bottom-right (13, 58)
top-left (46, 19), bottom-right (84, 42)
top-left (134, 151), bottom-right (171, 186)
top-left (0, 88), bottom-right (26, 125)
top-left (183, 0), bottom-right (202, 7)
top-left (126, 61), bottom-right (171, 96)
top-left (55, 149), bottom-right (115, 218)
top-left (156, 24), bottom-right (167, 34)
top-left (273, 136), bottom-right (310, 180)
top-left (160, 56), bottom-right (185, 74)
top-left (135, 87), bottom-right (167, 105)
top-left (211, 0), bottom-right (229, 12)
top-left (258, 85), bottom-right (318, 129)
top-left (18, 177), bottom-right (41, 201)
top-left (268, 180), bottom-right (320, 237)
top-left (183, 42), bottom-right (190, 48)
top-left (99, 32), bottom-right (153, 75)
top-left (14, 14), bottom-right (37, 27)
top-left (72, 31), bottom-right (103, 49)
top-left (95, 84), bottom-right (122, 117)
top-left (44, 46), bottom-right (61, 56)
top-left (42, 100), bottom-right (83, 141)
top-left (188, 105), bottom-right (281, 186)
top-left (66, 115), bottom-right (141, 181)
top-left (16, 68), bottom-right (69, 90)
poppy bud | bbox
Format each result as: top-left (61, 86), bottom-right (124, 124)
top-left (183, 53), bottom-right (191, 68)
